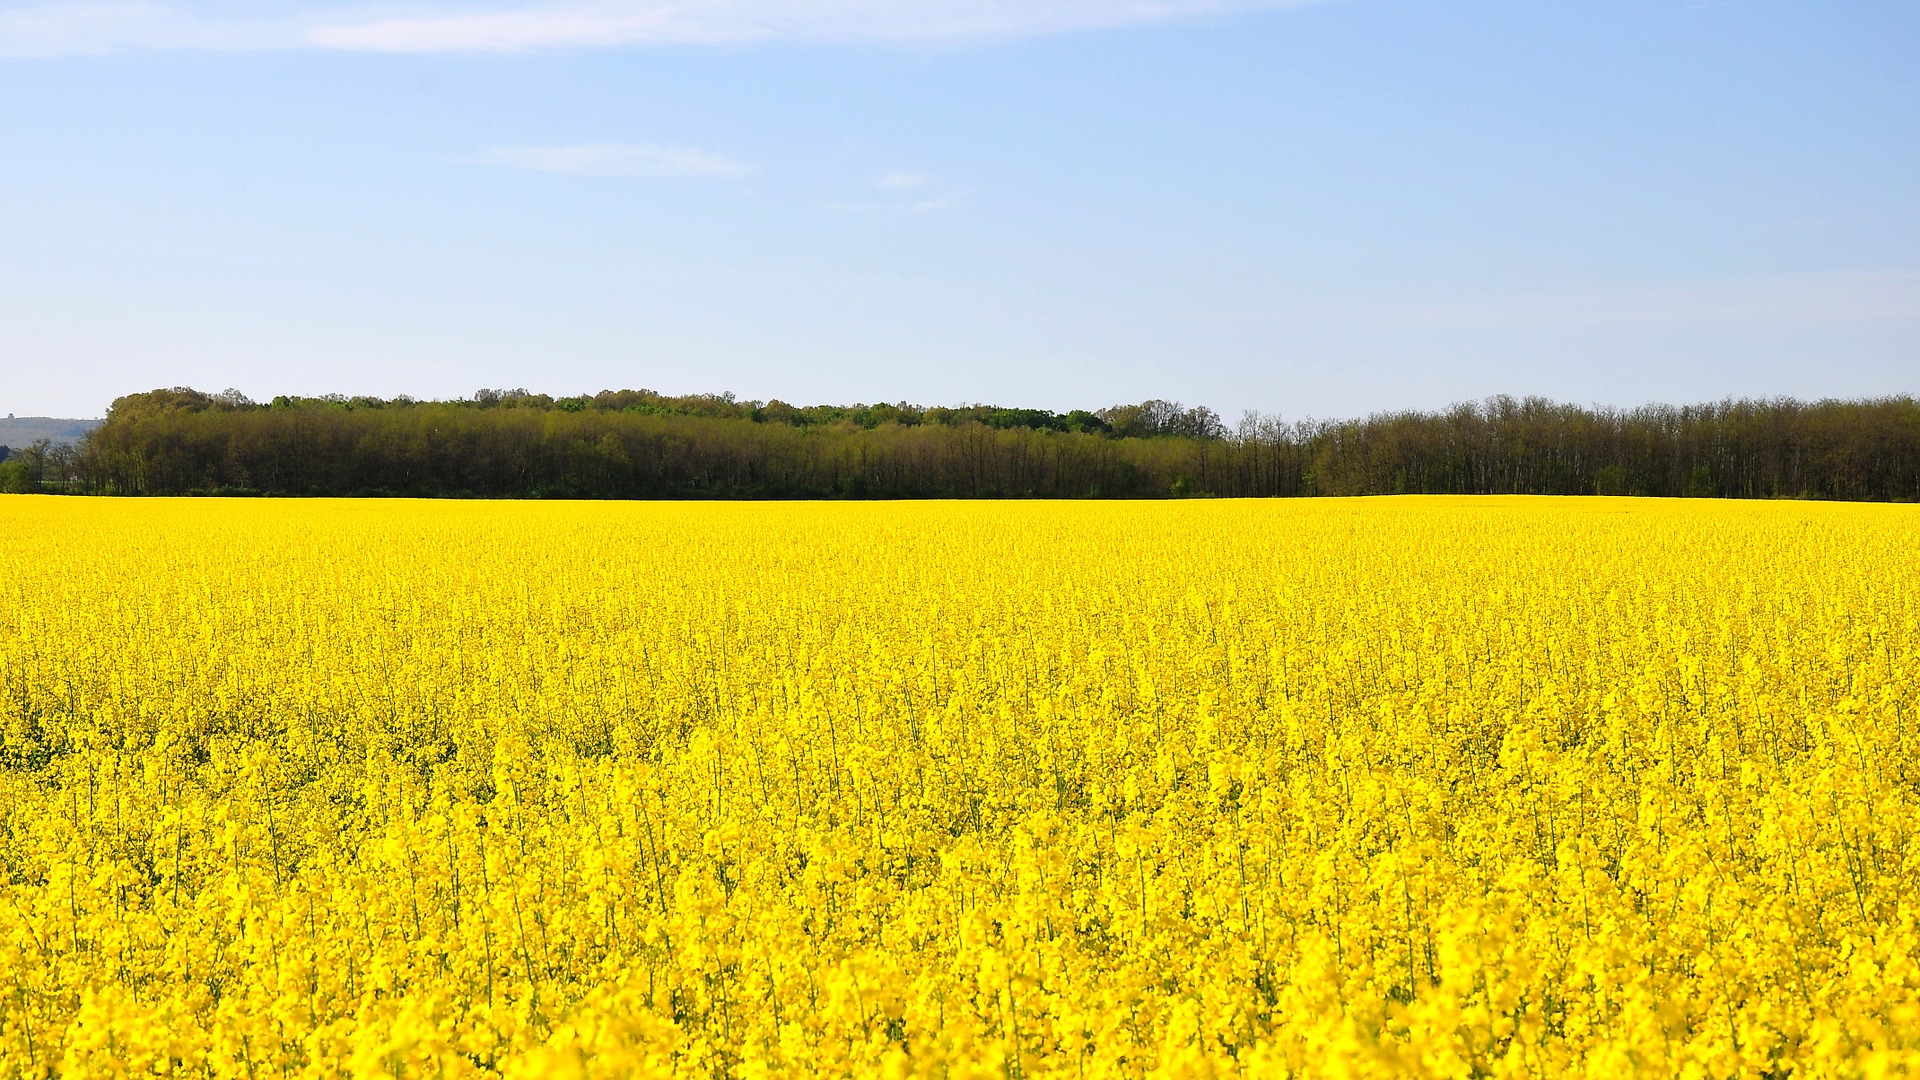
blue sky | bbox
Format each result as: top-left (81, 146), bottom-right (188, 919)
top-left (2, 0), bottom-right (1915, 419)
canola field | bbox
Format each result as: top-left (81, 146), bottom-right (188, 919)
top-left (0, 495), bottom-right (1916, 1079)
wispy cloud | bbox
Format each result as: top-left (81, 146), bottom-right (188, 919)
top-left (1372, 271), bottom-right (1920, 329)
top-left (461, 143), bottom-right (752, 178)
top-left (826, 170), bottom-right (968, 211)
top-left (1, 0), bottom-right (1331, 57)
top-left (877, 171), bottom-right (935, 191)
top-left (315, 0), bottom-right (1333, 52)
top-left (902, 189), bottom-right (967, 212)
top-left (0, 0), bottom-right (295, 55)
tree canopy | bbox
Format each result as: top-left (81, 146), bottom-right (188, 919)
top-left (18, 388), bottom-right (1917, 501)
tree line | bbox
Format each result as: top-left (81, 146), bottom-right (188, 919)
top-left (9, 387), bottom-right (1916, 501)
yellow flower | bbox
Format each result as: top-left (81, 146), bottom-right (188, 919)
top-left (0, 494), bottom-right (1914, 1077)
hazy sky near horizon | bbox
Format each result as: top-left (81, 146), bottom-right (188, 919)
top-left (2, 0), bottom-right (1915, 419)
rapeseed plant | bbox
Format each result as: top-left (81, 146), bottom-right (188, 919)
top-left (0, 496), bottom-right (1914, 1077)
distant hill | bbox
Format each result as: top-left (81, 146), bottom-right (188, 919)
top-left (0, 417), bottom-right (100, 449)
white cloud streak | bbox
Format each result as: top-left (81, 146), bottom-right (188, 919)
top-left (0, 1), bottom-right (296, 55)
top-left (1, 0), bottom-right (1330, 57)
top-left (877, 171), bottom-right (934, 191)
top-left (1378, 271), bottom-right (1920, 329)
top-left (462, 143), bottom-right (753, 177)
top-left (824, 171), bottom-right (967, 211)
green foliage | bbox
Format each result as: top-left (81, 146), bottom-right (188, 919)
top-left (0, 439), bottom-right (57, 493)
top-left (45, 390), bottom-right (1920, 502)
top-left (0, 457), bottom-right (28, 494)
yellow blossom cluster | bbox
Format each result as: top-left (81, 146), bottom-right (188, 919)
top-left (0, 495), bottom-right (1915, 1078)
